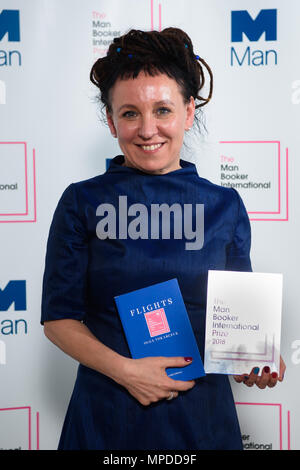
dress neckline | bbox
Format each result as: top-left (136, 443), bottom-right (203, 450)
top-left (106, 155), bottom-right (198, 177)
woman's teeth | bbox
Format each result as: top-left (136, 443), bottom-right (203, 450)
top-left (140, 143), bottom-right (163, 151)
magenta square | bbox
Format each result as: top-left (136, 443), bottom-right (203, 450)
top-left (144, 308), bottom-right (170, 337)
top-left (219, 141), bottom-right (289, 221)
top-left (0, 406), bottom-right (32, 450)
top-left (235, 402), bottom-right (283, 450)
top-left (0, 144), bottom-right (37, 224)
top-left (0, 142), bottom-right (28, 216)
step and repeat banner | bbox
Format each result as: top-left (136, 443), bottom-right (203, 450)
top-left (0, 0), bottom-right (299, 450)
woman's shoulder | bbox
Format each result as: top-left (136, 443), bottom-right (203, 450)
top-left (73, 170), bottom-right (111, 189)
top-left (195, 172), bottom-right (241, 205)
top-left (62, 170), bottom-right (113, 197)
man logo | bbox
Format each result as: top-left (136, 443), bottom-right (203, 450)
top-left (0, 280), bottom-right (27, 365)
top-left (0, 9), bottom-right (20, 42)
top-left (0, 280), bottom-right (26, 311)
top-left (231, 9), bottom-right (277, 42)
top-left (0, 10), bottom-right (21, 67)
top-left (230, 9), bottom-right (278, 67)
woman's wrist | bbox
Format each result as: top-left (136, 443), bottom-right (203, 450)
top-left (100, 353), bottom-right (132, 386)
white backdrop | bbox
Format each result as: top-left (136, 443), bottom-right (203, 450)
top-left (0, 0), bottom-right (299, 450)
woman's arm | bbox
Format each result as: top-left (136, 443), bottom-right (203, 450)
top-left (43, 319), bottom-right (195, 406)
top-left (44, 319), bottom-right (129, 382)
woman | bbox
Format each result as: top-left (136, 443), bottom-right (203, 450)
top-left (41, 28), bottom-right (285, 450)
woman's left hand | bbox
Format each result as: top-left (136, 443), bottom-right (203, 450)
top-left (233, 356), bottom-right (286, 389)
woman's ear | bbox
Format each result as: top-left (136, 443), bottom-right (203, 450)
top-left (106, 108), bottom-right (117, 137)
top-left (185, 96), bottom-right (195, 131)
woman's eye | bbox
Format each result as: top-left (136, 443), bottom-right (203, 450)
top-left (122, 110), bottom-right (137, 118)
top-left (156, 107), bottom-right (171, 115)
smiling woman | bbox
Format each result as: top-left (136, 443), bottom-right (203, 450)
top-left (41, 27), bottom-right (284, 452)
top-left (89, 29), bottom-right (213, 175)
top-left (105, 72), bottom-right (195, 174)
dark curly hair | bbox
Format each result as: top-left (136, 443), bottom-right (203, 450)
top-left (90, 27), bottom-right (213, 121)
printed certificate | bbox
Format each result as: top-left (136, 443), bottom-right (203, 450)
top-left (204, 270), bottom-right (282, 375)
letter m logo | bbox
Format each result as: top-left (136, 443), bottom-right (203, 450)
top-left (231, 9), bottom-right (277, 42)
top-left (0, 9), bottom-right (20, 42)
top-left (0, 281), bottom-right (26, 311)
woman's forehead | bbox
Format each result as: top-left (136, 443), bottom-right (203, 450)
top-left (109, 72), bottom-right (183, 108)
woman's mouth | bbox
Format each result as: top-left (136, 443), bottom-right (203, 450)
top-left (137, 143), bottom-right (165, 152)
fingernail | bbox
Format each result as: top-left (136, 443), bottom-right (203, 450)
top-left (184, 357), bottom-right (193, 362)
top-left (263, 366), bottom-right (270, 374)
top-left (243, 375), bottom-right (249, 381)
top-left (272, 372), bottom-right (278, 379)
top-left (253, 367), bottom-right (259, 375)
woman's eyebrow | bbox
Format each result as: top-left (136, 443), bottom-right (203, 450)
top-left (118, 104), bottom-right (138, 112)
top-left (118, 99), bottom-right (175, 112)
top-left (155, 99), bottom-right (175, 106)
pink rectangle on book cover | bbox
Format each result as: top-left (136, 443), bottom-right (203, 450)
top-left (145, 308), bottom-right (170, 337)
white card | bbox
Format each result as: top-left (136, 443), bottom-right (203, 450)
top-left (204, 270), bottom-right (282, 375)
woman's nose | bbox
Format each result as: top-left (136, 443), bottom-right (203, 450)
top-left (138, 114), bottom-right (158, 139)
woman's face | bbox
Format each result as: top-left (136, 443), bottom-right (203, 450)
top-left (106, 71), bottom-right (195, 175)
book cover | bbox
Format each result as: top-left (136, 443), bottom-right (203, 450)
top-left (204, 270), bottom-right (283, 375)
top-left (114, 278), bottom-right (205, 381)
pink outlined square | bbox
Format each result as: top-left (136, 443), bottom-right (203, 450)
top-left (0, 142), bottom-right (28, 216)
top-left (144, 308), bottom-right (170, 337)
top-left (0, 146), bottom-right (37, 223)
top-left (235, 402), bottom-right (283, 450)
top-left (219, 141), bottom-right (289, 221)
top-left (0, 406), bottom-right (32, 450)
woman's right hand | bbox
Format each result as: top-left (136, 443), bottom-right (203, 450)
top-left (117, 356), bottom-right (196, 406)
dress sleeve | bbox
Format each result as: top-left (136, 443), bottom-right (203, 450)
top-left (225, 189), bottom-right (252, 272)
top-left (41, 184), bottom-right (89, 324)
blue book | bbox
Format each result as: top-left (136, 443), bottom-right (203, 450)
top-left (114, 278), bottom-right (205, 381)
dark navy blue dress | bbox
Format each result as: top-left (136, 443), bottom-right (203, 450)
top-left (41, 155), bottom-right (252, 450)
